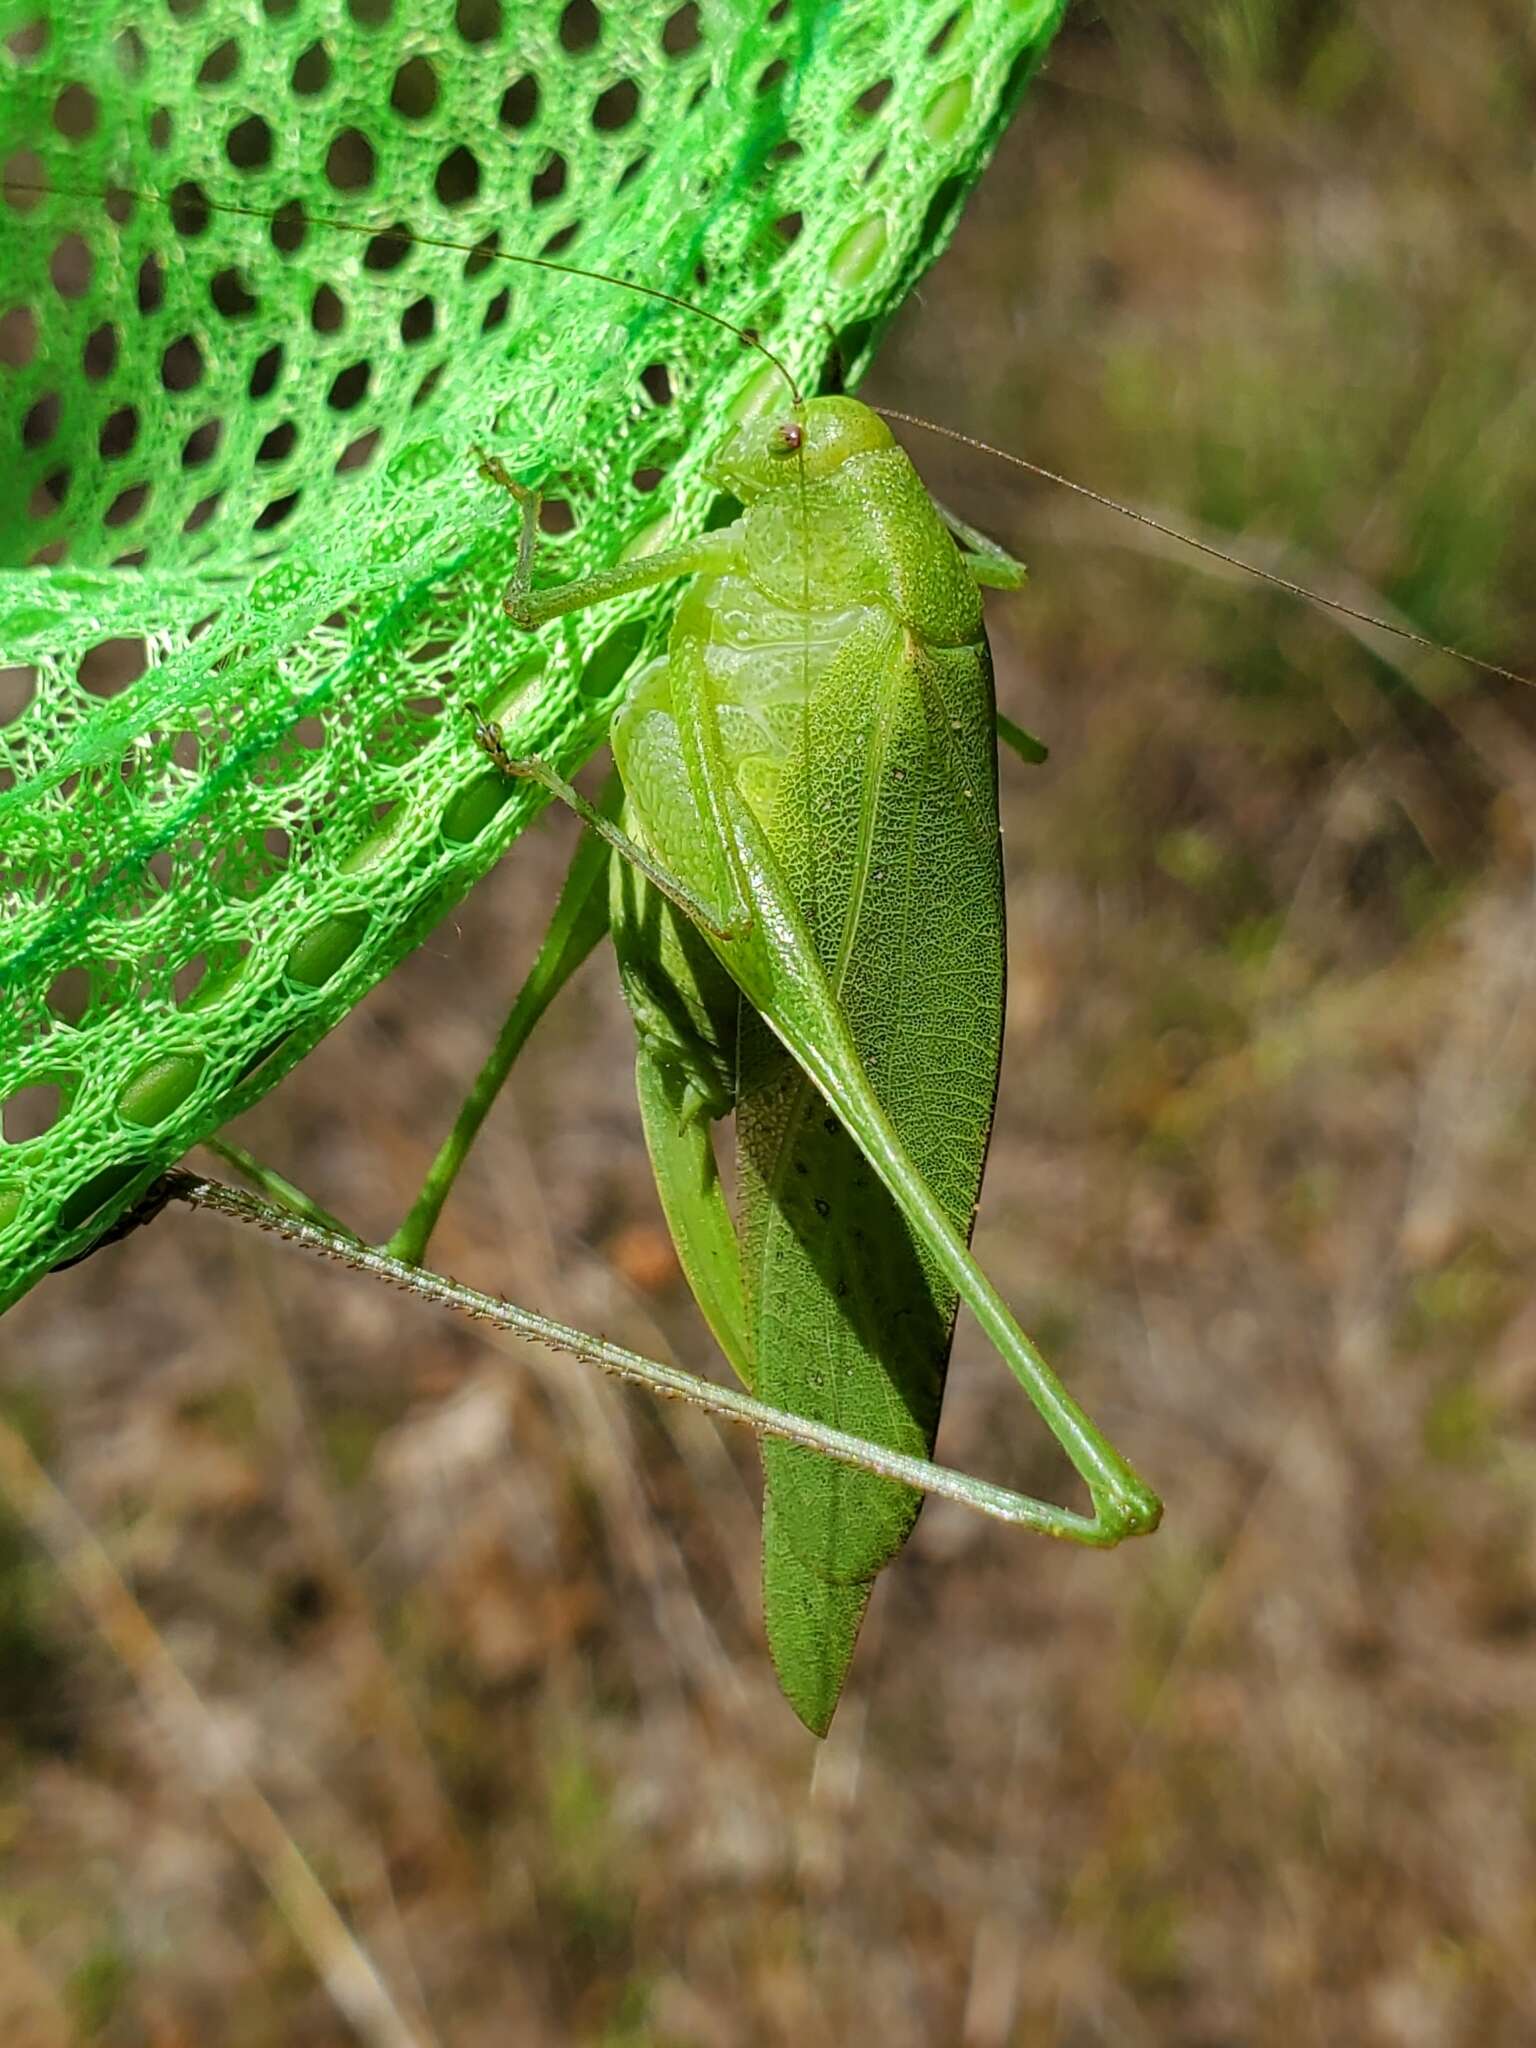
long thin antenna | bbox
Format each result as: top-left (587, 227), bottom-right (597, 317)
top-left (875, 405), bottom-right (1535, 692)
top-left (18, 179), bottom-right (804, 405)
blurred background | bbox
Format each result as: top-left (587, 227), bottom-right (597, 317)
top-left (5, 2), bottom-right (1536, 2041)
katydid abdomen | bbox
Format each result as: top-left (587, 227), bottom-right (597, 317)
top-left (610, 402), bottom-right (1006, 1729)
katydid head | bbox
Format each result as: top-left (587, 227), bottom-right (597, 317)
top-left (705, 396), bottom-right (893, 502)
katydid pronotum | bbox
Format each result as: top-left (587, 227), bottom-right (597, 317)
top-left (37, 191), bottom-right (1532, 1736)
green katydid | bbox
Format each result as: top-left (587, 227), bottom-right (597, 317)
top-left (465, 384), bottom-right (1160, 1732)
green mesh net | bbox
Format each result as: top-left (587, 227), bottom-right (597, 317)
top-left (0, 0), bottom-right (1064, 1310)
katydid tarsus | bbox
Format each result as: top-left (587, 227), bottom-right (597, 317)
top-left (40, 189), bottom-right (1533, 1734)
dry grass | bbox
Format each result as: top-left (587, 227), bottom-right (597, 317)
top-left (6, 5), bottom-right (1536, 2042)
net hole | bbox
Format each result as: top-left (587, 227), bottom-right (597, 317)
top-left (22, 392), bottom-right (59, 446)
top-left (462, 232), bottom-right (498, 278)
top-left (454, 0), bottom-right (501, 44)
top-left (2, 1083), bottom-right (64, 1144)
top-left (292, 41), bottom-right (331, 93)
top-left (258, 421), bottom-right (297, 463)
top-left (138, 253), bottom-right (165, 312)
top-left (250, 343), bottom-right (283, 398)
top-left (5, 19), bottom-right (48, 62)
top-left (364, 224), bottom-right (413, 270)
top-left (641, 362), bottom-right (672, 405)
top-left (227, 114), bottom-right (273, 171)
top-left (615, 151), bottom-right (649, 190)
top-left (82, 322), bottom-right (117, 378)
top-left (271, 198), bottom-right (306, 253)
top-left (0, 304), bottom-right (37, 366)
top-left (328, 361), bottom-right (369, 410)
top-left (400, 297), bottom-right (434, 344)
top-left (774, 211), bottom-right (803, 245)
top-left (1, 664), bottom-right (37, 722)
top-left (183, 493), bottom-right (221, 532)
top-left (114, 26), bottom-right (146, 75)
top-left (99, 405), bottom-right (139, 458)
top-left (182, 419), bottom-right (221, 466)
top-left (53, 83), bottom-right (99, 138)
top-left (500, 73), bottom-right (538, 128)
top-left (539, 499), bottom-right (575, 535)
top-left (481, 288), bottom-right (510, 331)
top-left (530, 152), bottom-right (567, 204)
top-left (2, 146), bottom-right (46, 212)
top-left (757, 57), bottom-right (787, 95)
top-left (855, 77), bottom-right (892, 117)
top-left (254, 491), bottom-right (300, 531)
top-left (26, 469), bottom-right (67, 519)
top-left (592, 78), bottom-right (638, 130)
top-left (337, 429), bottom-right (379, 472)
top-left (311, 283), bottom-right (345, 333)
top-left (148, 106), bottom-right (172, 149)
top-left (104, 485), bottom-right (148, 528)
top-left (580, 618), bottom-right (645, 700)
top-left (561, 0), bottom-right (601, 52)
top-left (210, 267), bottom-right (257, 317)
top-left (412, 363), bottom-right (443, 408)
top-left (325, 128), bottom-right (376, 192)
top-left (161, 335), bottom-right (204, 390)
top-left (346, 0), bottom-right (393, 26)
top-left (196, 37), bottom-right (240, 87)
top-left (632, 466), bottom-right (664, 494)
top-left (45, 968), bottom-right (92, 1024)
top-left (541, 221), bottom-right (578, 256)
top-left (78, 637), bottom-right (148, 698)
top-left (173, 954), bottom-right (207, 1003)
top-left (176, 942), bottom-right (245, 1007)
top-left (168, 179), bottom-right (211, 234)
top-left (928, 9), bottom-right (963, 54)
top-left (662, 4), bottom-right (699, 56)
top-left (435, 145), bottom-right (481, 208)
top-left (49, 233), bottom-right (91, 297)
top-left (391, 56), bottom-right (438, 118)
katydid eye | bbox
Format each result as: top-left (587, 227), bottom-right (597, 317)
top-left (771, 420), bottom-right (803, 454)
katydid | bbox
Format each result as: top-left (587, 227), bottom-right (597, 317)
top-left (473, 391), bottom-right (1160, 1731)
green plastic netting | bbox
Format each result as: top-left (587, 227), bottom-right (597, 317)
top-left (0, 0), bottom-right (1065, 1311)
